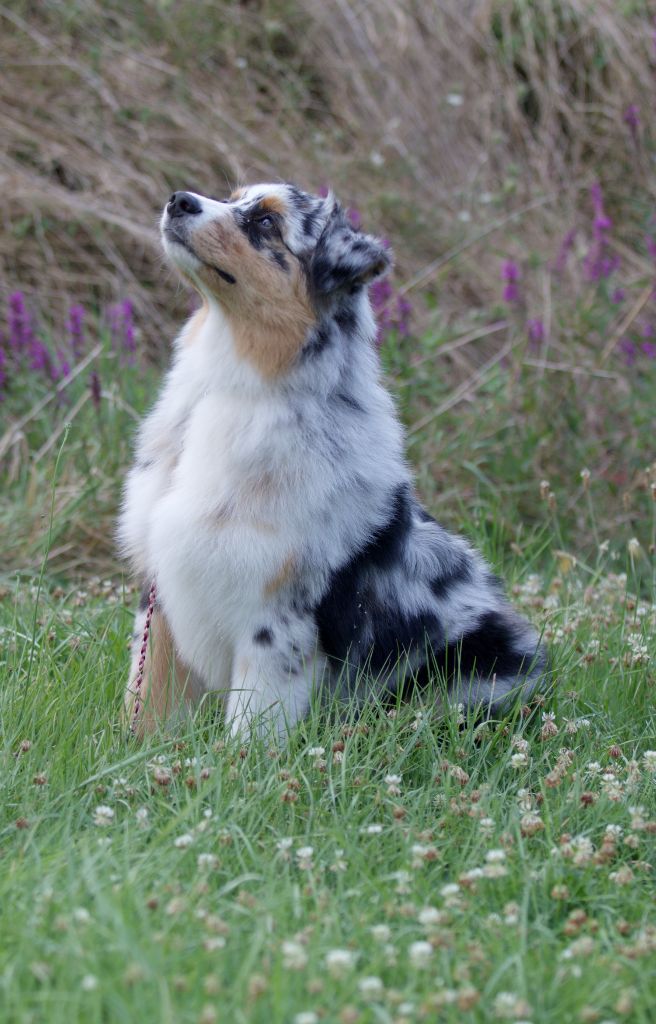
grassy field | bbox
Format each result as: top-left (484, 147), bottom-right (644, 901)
top-left (1, 340), bottom-right (655, 1022)
top-left (1, 2), bottom-right (655, 1021)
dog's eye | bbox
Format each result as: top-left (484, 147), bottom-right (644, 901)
top-left (254, 215), bottom-right (274, 229)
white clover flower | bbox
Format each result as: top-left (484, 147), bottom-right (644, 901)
top-left (72, 907), bottom-right (92, 925)
top-left (81, 974), bottom-right (98, 991)
top-left (362, 824), bottom-right (383, 835)
top-left (282, 940), bottom-right (308, 970)
top-left (440, 882), bottom-right (460, 899)
top-left (307, 747), bottom-right (325, 758)
top-left (135, 807), bottom-right (149, 828)
top-left (461, 867), bottom-right (485, 883)
top-left (93, 805), bottom-right (114, 826)
top-left (197, 853), bottom-right (219, 871)
top-left (295, 846), bottom-right (314, 869)
top-left (408, 940), bottom-right (433, 968)
top-left (358, 976), bottom-right (384, 999)
top-left (393, 869), bottom-right (412, 894)
top-left (294, 1014), bottom-right (319, 1024)
top-left (276, 837), bottom-right (293, 851)
top-left (203, 936), bottom-right (226, 952)
top-left (384, 773), bottom-right (402, 795)
top-left (174, 833), bottom-right (194, 849)
top-left (570, 835), bottom-right (594, 866)
top-left (493, 992), bottom-right (531, 1019)
top-left (370, 923), bottom-right (391, 942)
top-left (479, 816), bottom-right (495, 834)
top-left (510, 752), bottom-right (529, 769)
top-left (329, 849), bottom-right (347, 873)
top-left (642, 751), bottom-right (656, 772)
top-left (446, 92), bottom-right (464, 106)
top-left (485, 849), bottom-right (506, 864)
top-left (325, 948), bottom-right (356, 976)
top-left (417, 906), bottom-right (444, 927)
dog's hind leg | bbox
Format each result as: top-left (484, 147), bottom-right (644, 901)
top-left (124, 597), bottom-right (203, 737)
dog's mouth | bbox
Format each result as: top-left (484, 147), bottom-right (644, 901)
top-left (163, 224), bottom-right (237, 286)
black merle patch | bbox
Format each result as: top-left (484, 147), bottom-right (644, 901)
top-left (314, 484), bottom-right (418, 674)
top-left (270, 249), bottom-right (289, 272)
top-left (303, 322), bottom-right (333, 358)
top-left (253, 628), bottom-right (273, 646)
top-left (138, 585), bottom-right (151, 612)
top-left (335, 392), bottom-right (364, 413)
top-left (440, 611), bottom-right (532, 683)
top-left (334, 304), bottom-right (358, 334)
top-left (429, 552), bottom-right (472, 599)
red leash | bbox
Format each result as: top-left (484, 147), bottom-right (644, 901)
top-left (130, 580), bottom-right (157, 735)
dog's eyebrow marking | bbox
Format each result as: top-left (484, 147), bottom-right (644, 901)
top-left (256, 195), bottom-right (287, 216)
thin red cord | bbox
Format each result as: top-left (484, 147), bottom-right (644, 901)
top-left (130, 580), bottom-right (157, 734)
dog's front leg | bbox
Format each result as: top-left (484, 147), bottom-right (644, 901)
top-left (225, 625), bottom-right (326, 742)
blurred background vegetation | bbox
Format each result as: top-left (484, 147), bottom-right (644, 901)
top-left (0, 0), bottom-right (655, 577)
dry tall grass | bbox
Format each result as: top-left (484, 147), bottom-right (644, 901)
top-left (1, 0), bottom-right (653, 345)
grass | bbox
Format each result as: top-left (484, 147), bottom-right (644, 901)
top-left (1, 395), bottom-right (655, 1022)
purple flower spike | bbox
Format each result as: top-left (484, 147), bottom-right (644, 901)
top-left (553, 229), bottom-right (576, 275)
top-left (611, 288), bottom-right (625, 305)
top-left (347, 206), bottom-right (362, 230)
top-left (527, 318), bottom-right (545, 346)
top-left (89, 370), bottom-right (102, 410)
top-left (502, 261), bottom-right (521, 304)
top-left (618, 337), bottom-right (636, 366)
top-left (107, 299), bottom-right (136, 364)
top-left (8, 291), bottom-right (34, 352)
top-left (642, 341), bottom-right (656, 359)
top-left (66, 303), bottom-right (86, 360)
top-left (623, 104), bottom-right (640, 145)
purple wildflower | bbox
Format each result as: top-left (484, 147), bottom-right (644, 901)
top-left (611, 288), bottom-right (626, 304)
top-left (107, 299), bottom-right (136, 364)
top-left (641, 341), bottom-right (656, 359)
top-left (89, 371), bottom-right (102, 410)
top-left (527, 318), bottom-right (545, 346)
top-left (618, 337), bottom-right (636, 366)
top-left (396, 296), bottom-right (412, 337)
top-left (66, 304), bottom-right (86, 360)
top-left (502, 260), bottom-right (521, 303)
top-left (8, 291), bottom-right (33, 352)
top-left (347, 206), bottom-right (362, 230)
top-left (52, 352), bottom-right (71, 382)
top-left (584, 183), bottom-right (618, 282)
top-left (623, 104), bottom-right (640, 146)
top-left (553, 229), bottom-right (576, 275)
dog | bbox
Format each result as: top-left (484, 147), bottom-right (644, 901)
top-left (118, 183), bottom-right (547, 738)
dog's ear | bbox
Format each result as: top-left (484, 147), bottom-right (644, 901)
top-left (310, 206), bottom-right (392, 296)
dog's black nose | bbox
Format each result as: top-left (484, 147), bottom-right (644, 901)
top-left (167, 192), bottom-right (202, 218)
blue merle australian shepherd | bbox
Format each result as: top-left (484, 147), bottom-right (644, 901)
top-left (119, 183), bottom-right (547, 738)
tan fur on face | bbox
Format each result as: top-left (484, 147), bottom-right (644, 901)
top-left (189, 213), bottom-right (316, 378)
top-left (124, 609), bottom-right (202, 736)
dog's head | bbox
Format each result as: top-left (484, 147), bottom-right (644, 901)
top-left (161, 183), bottom-right (391, 376)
